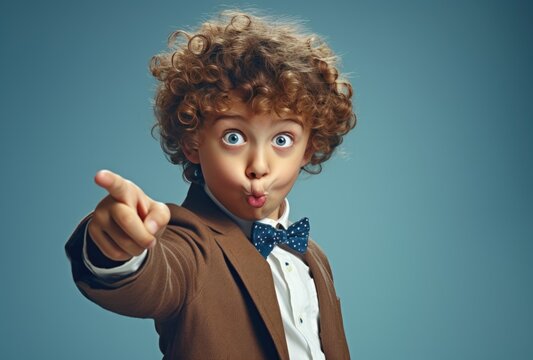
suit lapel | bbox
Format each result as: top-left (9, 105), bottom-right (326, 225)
top-left (214, 231), bottom-right (290, 360)
top-left (182, 185), bottom-right (290, 360)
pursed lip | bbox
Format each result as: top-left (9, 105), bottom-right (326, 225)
top-left (248, 191), bottom-right (266, 197)
top-left (244, 185), bottom-right (268, 198)
top-left (244, 182), bottom-right (269, 207)
top-left (246, 194), bottom-right (267, 208)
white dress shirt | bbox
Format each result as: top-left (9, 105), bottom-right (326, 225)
top-left (82, 187), bottom-right (325, 359)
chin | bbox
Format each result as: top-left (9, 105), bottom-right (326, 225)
top-left (237, 208), bottom-right (269, 221)
top-left (241, 211), bottom-right (265, 221)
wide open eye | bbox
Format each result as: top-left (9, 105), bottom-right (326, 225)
top-left (272, 134), bottom-right (294, 148)
top-left (222, 131), bottom-right (245, 146)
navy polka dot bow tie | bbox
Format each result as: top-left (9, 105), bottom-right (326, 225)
top-left (251, 217), bottom-right (310, 258)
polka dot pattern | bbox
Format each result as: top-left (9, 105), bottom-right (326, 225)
top-left (251, 217), bottom-right (310, 258)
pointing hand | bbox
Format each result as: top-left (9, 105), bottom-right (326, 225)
top-left (87, 170), bottom-right (171, 261)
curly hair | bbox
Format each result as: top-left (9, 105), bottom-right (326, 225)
top-left (150, 10), bottom-right (356, 182)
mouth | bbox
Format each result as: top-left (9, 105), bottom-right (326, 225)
top-left (245, 183), bottom-right (268, 208)
top-left (246, 194), bottom-right (267, 208)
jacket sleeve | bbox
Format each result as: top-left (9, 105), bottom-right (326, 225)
top-left (65, 206), bottom-right (212, 321)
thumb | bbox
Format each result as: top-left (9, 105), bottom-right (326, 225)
top-left (144, 201), bottom-right (171, 236)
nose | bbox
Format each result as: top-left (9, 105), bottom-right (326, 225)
top-left (245, 147), bottom-right (269, 179)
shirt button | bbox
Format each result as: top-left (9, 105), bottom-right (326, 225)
top-left (299, 317), bottom-right (304, 324)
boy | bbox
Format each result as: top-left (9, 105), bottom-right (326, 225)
top-left (66, 10), bottom-right (355, 360)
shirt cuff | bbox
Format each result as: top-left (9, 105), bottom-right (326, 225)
top-left (82, 219), bottom-right (148, 280)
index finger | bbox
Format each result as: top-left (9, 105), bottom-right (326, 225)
top-left (94, 169), bottom-right (134, 205)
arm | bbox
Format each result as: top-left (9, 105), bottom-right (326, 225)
top-left (65, 170), bottom-right (201, 321)
top-left (66, 214), bottom-right (208, 321)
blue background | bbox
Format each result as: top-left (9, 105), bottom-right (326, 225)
top-left (1, 0), bottom-right (532, 359)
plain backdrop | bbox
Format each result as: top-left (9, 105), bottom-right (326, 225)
top-left (1, 0), bottom-right (532, 359)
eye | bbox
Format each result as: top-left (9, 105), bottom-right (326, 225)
top-left (222, 131), bottom-right (245, 146)
top-left (272, 134), bottom-right (293, 148)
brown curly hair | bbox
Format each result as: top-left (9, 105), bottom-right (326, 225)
top-left (150, 10), bottom-right (356, 182)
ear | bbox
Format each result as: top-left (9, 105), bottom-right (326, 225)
top-left (183, 144), bottom-right (201, 164)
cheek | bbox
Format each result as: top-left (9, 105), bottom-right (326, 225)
top-left (201, 153), bottom-right (242, 185)
top-left (273, 158), bottom-right (302, 189)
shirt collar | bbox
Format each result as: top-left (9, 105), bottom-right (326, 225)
top-left (204, 184), bottom-right (290, 239)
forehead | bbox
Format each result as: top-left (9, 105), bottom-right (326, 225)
top-left (207, 95), bottom-right (305, 127)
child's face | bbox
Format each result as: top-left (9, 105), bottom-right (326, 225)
top-left (186, 96), bottom-right (311, 221)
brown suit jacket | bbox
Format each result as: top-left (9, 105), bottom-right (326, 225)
top-left (65, 184), bottom-right (350, 359)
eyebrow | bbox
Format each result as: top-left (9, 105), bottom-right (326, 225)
top-left (213, 113), bottom-right (304, 126)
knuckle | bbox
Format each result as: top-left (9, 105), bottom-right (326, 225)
top-left (104, 238), bottom-right (129, 259)
top-left (87, 227), bottom-right (102, 245)
top-left (116, 235), bottom-right (141, 252)
top-left (131, 247), bottom-right (145, 257)
top-left (90, 211), bottom-right (106, 228)
top-left (92, 205), bottom-right (104, 219)
top-left (115, 211), bottom-right (136, 229)
top-left (156, 202), bottom-right (171, 221)
top-left (88, 228), bottom-right (130, 261)
top-left (107, 248), bottom-right (129, 261)
top-left (124, 179), bottom-right (137, 192)
top-left (94, 197), bottom-right (114, 217)
top-left (163, 205), bottom-right (171, 221)
top-left (115, 180), bottom-right (127, 194)
top-left (145, 237), bottom-right (155, 247)
top-left (87, 224), bottom-right (101, 243)
top-left (137, 188), bottom-right (148, 201)
top-left (139, 236), bottom-right (155, 249)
